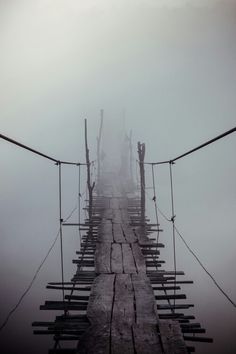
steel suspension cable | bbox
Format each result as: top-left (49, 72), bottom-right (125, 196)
top-left (78, 164), bottom-right (82, 246)
top-left (144, 126), bottom-right (236, 166)
top-left (58, 163), bottom-right (65, 309)
top-left (151, 164), bottom-right (160, 244)
top-left (0, 204), bottom-right (78, 333)
top-left (169, 162), bottom-right (177, 312)
top-left (156, 205), bottom-right (236, 308)
top-left (0, 132), bottom-right (87, 165)
top-left (174, 225), bottom-right (236, 308)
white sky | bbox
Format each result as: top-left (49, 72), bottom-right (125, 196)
top-left (0, 1), bottom-right (235, 353)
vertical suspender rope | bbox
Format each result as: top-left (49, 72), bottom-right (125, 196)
top-left (151, 164), bottom-right (160, 244)
top-left (169, 161), bottom-right (177, 312)
top-left (78, 164), bottom-right (82, 247)
top-left (58, 163), bottom-right (65, 308)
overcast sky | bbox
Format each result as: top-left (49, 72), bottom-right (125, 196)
top-left (0, 1), bottom-right (235, 353)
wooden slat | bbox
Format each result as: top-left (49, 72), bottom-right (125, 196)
top-left (132, 274), bottom-right (158, 324)
top-left (122, 243), bottom-right (137, 274)
top-left (183, 336), bottom-right (213, 343)
top-left (111, 274), bottom-right (135, 354)
top-left (87, 274), bottom-right (115, 325)
top-left (157, 304), bottom-right (194, 310)
top-left (155, 294), bottom-right (186, 300)
top-left (111, 243), bottom-right (123, 273)
top-left (99, 221), bottom-right (113, 242)
top-left (122, 225), bottom-right (137, 243)
top-left (131, 243), bottom-right (146, 274)
top-left (95, 242), bottom-right (111, 273)
top-left (113, 223), bottom-right (126, 243)
top-left (159, 320), bottom-right (188, 354)
top-left (132, 324), bottom-right (162, 354)
top-left (140, 243), bottom-right (165, 248)
top-left (77, 324), bottom-right (110, 354)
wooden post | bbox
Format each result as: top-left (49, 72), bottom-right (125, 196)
top-left (96, 109), bottom-right (104, 194)
top-left (137, 142), bottom-right (146, 227)
top-left (85, 119), bottom-right (95, 221)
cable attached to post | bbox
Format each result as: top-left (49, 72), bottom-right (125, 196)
top-left (151, 164), bottom-right (160, 244)
top-left (57, 162), bottom-right (65, 311)
top-left (78, 164), bottom-right (82, 246)
top-left (169, 161), bottom-right (177, 312)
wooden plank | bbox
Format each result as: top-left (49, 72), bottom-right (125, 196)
top-left (132, 274), bottom-right (158, 324)
top-left (95, 242), bottom-right (111, 273)
top-left (77, 323), bottom-right (110, 354)
top-left (87, 274), bottom-right (115, 325)
top-left (140, 243), bottom-right (165, 248)
top-left (155, 294), bottom-right (186, 300)
top-left (111, 243), bottom-right (123, 273)
top-left (99, 220), bottom-right (113, 242)
top-left (113, 223), bottom-right (126, 243)
top-left (159, 320), bottom-right (188, 354)
top-left (132, 324), bottom-right (163, 354)
top-left (122, 243), bottom-right (137, 274)
top-left (122, 225), bottom-right (137, 243)
top-left (131, 243), bottom-right (146, 274)
top-left (157, 304), bottom-right (194, 310)
top-left (111, 274), bottom-right (135, 354)
top-left (134, 227), bottom-right (149, 244)
top-left (183, 336), bottom-right (213, 343)
top-left (114, 274), bottom-right (134, 321)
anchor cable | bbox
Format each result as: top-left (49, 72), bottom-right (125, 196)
top-left (151, 164), bottom-right (160, 243)
top-left (157, 206), bottom-right (236, 308)
top-left (169, 162), bottom-right (177, 311)
top-left (0, 205), bottom-right (78, 333)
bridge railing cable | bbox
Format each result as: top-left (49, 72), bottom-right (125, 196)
top-left (0, 132), bottom-right (87, 166)
top-left (155, 202), bottom-right (236, 308)
top-left (0, 204), bottom-right (78, 333)
top-left (144, 126), bottom-right (236, 165)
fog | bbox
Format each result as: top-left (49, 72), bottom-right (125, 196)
top-left (0, 0), bottom-right (236, 353)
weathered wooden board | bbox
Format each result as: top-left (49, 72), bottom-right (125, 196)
top-left (87, 274), bottom-right (115, 325)
top-left (95, 242), bottom-right (111, 274)
top-left (131, 243), bottom-right (146, 274)
top-left (110, 198), bottom-right (120, 210)
top-left (111, 325), bottom-right (134, 354)
top-left (103, 209), bottom-right (113, 219)
top-left (122, 225), bottom-right (137, 243)
top-left (99, 221), bottom-right (113, 242)
top-left (113, 223), bottom-right (126, 243)
top-left (122, 243), bottom-right (137, 274)
top-left (132, 274), bottom-right (158, 324)
top-left (135, 227), bottom-right (150, 243)
top-left (132, 324), bottom-right (163, 354)
top-left (111, 243), bottom-right (123, 273)
top-left (159, 320), bottom-right (188, 354)
top-left (101, 220), bottom-right (113, 233)
top-left (114, 274), bottom-right (134, 321)
top-left (77, 323), bottom-right (110, 354)
top-left (111, 275), bottom-right (135, 354)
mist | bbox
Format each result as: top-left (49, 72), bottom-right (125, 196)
top-left (0, 0), bottom-right (236, 353)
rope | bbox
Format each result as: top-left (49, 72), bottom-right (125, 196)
top-left (144, 126), bottom-right (236, 166)
top-left (78, 164), bottom-right (82, 246)
top-left (58, 163), bottom-right (65, 308)
top-left (169, 162), bottom-right (177, 311)
top-left (174, 225), bottom-right (236, 308)
top-left (151, 164), bottom-right (160, 243)
top-left (0, 132), bottom-right (87, 166)
top-left (0, 204), bottom-right (78, 333)
top-left (157, 205), bottom-right (236, 308)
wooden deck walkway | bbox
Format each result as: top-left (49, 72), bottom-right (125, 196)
top-left (77, 179), bottom-right (187, 354)
top-left (33, 174), bottom-right (212, 353)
